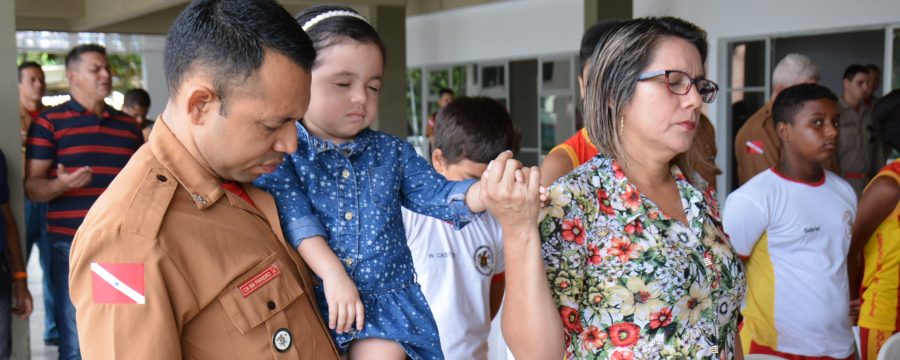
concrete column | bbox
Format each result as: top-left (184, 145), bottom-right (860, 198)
top-left (584, 0), bottom-right (632, 28)
top-left (2, 1), bottom-right (32, 358)
top-left (373, 5), bottom-right (408, 138)
top-left (141, 49), bottom-right (168, 119)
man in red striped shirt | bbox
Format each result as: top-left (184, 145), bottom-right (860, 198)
top-left (24, 43), bottom-right (142, 360)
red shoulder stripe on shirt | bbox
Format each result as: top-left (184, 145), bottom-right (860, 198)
top-left (26, 138), bottom-right (54, 147)
top-left (34, 118), bottom-right (54, 131)
top-left (55, 126), bottom-right (140, 141)
top-left (47, 225), bottom-right (77, 236)
top-left (58, 146), bottom-right (135, 157)
top-left (47, 210), bottom-right (90, 219)
top-left (51, 166), bottom-right (122, 177)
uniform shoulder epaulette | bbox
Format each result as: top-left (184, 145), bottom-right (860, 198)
top-left (121, 167), bottom-right (178, 239)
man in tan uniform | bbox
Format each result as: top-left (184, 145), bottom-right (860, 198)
top-left (734, 54), bottom-right (831, 185)
top-left (68, 0), bottom-right (339, 358)
top-left (838, 64), bottom-right (882, 196)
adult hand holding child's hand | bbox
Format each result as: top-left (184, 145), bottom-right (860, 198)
top-left (479, 151), bottom-right (542, 235)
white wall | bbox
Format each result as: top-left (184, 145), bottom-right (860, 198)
top-left (406, 0), bottom-right (585, 67)
top-left (633, 0), bottom-right (900, 192)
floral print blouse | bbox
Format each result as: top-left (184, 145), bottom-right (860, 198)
top-left (539, 155), bottom-right (746, 359)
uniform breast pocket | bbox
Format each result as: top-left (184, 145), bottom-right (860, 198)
top-left (369, 164), bottom-right (401, 211)
top-left (217, 253), bottom-right (303, 334)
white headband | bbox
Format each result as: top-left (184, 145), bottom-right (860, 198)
top-left (302, 10), bottom-right (370, 32)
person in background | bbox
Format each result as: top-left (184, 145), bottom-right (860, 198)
top-left (733, 54), bottom-right (832, 185)
top-left (426, 87), bottom-right (455, 150)
top-left (0, 149), bottom-right (34, 360)
top-left (404, 97), bottom-right (518, 360)
top-left (122, 88), bottom-right (152, 141)
top-left (850, 89), bottom-right (900, 360)
top-left (25, 43), bottom-right (143, 360)
top-left (838, 64), bottom-right (882, 196)
top-left (724, 83), bottom-right (856, 359)
top-left (17, 61), bottom-right (58, 346)
top-left (863, 64), bottom-right (881, 107)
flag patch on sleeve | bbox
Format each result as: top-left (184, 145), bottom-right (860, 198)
top-left (745, 140), bottom-right (765, 155)
top-left (91, 262), bottom-right (145, 304)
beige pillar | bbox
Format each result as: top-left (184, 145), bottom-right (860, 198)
top-left (2, 0), bottom-right (32, 358)
top-left (373, 4), bottom-right (408, 138)
top-left (584, 0), bottom-right (632, 29)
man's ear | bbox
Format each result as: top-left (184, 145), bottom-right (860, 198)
top-left (431, 148), bottom-right (446, 173)
top-left (776, 121), bottom-right (790, 144)
top-left (186, 86), bottom-right (217, 126)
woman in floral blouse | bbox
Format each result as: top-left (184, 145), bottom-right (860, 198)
top-left (483, 17), bottom-right (747, 359)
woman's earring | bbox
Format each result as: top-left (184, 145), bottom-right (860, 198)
top-left (618, 114), bottom-right (625, 136)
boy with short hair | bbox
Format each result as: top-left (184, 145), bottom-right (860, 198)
top-left (403, 96), bottom-right (519, 360)
top-left (122, 88), bottom-right (152, 140)
top-left (723, 83), bottom-right (857, 359)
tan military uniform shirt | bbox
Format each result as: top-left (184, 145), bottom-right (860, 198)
top-left (734, 102), bottom-right (780, 185)
top-left (837, 98), bottom-right (878, 196)
top-left (70, 119), bottom-right (339, 359)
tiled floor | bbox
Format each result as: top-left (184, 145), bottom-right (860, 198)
top-left (27, 249), bottom-right (58, 360)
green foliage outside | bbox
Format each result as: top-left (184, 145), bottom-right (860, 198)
top-left (17, 51), bottom-right (143, 94)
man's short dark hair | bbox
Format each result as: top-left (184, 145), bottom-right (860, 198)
top-left (872, 89), bottom-right (900, 151)
top-left (438, 88), bottom-right (454, 97)
top-left (65, 44), bottom-right (106, 70)
top-left (164, 0), bottom-right (316, 114)
top-left (772, 83), bottom-right (838, 125)
top-left (17, 61), bottom-right (42, 82)
top-left (843, 64), bottom-right (869, 81)
top-left (579, 19), bottom-right (622, 72)
top-left (124, 88), bottom-right (151, 108)
top-left (865, 64), bottom-right (881, 73)
top-left (434, 97), bottom-right (520, 164)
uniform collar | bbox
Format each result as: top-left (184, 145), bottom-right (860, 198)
top-left (149, 118), bottom-right (224, 210)
top-left (297, 122), bottom-right (374, 159)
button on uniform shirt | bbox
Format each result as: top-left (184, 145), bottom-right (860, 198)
top-left (26, 99), bottom-right (142, 242)
top-left (69, 119), bottom-right (339, 359)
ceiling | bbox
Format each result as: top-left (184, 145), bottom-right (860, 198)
top-left (14, 0), bottom-right (499, 35)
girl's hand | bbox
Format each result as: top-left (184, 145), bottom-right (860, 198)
top-left (322, 272), bottom-right (365, 333)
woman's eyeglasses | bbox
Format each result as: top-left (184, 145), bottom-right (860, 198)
top-left (636, 70), bottom-right (719, 104)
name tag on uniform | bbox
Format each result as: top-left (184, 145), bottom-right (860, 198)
top-left (91, 262), bottom-right (145, 304)
top-left (239, 264), bottom-right (280, 297)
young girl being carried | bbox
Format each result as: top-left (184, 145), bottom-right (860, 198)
top-left (254, 5), bottom-right (514, 359)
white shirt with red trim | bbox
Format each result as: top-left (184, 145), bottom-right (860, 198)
top-left (402, 208), bottom-right (505, 360)
top-left (723, 168), bottom-right (856, 357)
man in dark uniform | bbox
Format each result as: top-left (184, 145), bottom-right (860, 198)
top-left (69, 0), bottom-right (340, 358)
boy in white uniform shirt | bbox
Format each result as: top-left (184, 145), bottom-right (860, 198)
top-left (403, 97), bottom-right (518, 359)
top-left (723, 83), bottom-right (857, 359)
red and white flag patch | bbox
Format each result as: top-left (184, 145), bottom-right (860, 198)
top-left (91, 262), bottom-right (145, 304)
top-left (745, 140), bottom-right (765, 155)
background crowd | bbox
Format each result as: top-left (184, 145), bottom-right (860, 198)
top-left (1, 1), bottom-right (899, 360)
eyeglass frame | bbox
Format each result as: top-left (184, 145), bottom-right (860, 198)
top-left (636, 69), bottom-right (719, 104)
